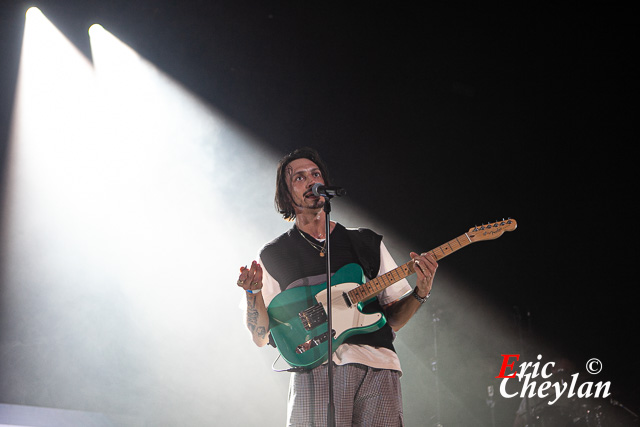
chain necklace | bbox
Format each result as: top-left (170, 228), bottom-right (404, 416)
top-left (296, 227), bottom-right (327, 257)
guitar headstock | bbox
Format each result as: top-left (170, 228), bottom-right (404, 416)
top-left (467, 218), bottom-right (517, 242)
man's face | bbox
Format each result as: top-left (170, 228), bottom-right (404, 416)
top-left (286, 158), bottom-right (325, 213)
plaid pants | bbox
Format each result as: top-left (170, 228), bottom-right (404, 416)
top-left (287, 363), bottom-right (403, 427)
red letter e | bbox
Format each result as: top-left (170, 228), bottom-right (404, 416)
top-left (495, 354), bottom-right (520, 378)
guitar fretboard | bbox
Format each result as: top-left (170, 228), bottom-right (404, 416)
top-left (347, 232), bottom-right (473, 304)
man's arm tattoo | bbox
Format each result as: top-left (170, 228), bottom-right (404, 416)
top-left (246, 297), bottom-right (267, 339)
top-left (246, 297), bottom-right (258, 332)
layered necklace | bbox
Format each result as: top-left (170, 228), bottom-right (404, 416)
top-left (296, 227), bottom-right (327, 257)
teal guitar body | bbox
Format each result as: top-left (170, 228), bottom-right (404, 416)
top-left (267, 263), bottom-right (387, 370)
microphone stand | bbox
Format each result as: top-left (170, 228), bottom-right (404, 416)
top-left (322, 194), bottom-right (335, 427)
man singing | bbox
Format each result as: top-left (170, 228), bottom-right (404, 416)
top-left (237, 147), bottom-right (437, 426)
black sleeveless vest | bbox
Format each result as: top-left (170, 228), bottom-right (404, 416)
top-left (260, 223), bottom-right (396, 352)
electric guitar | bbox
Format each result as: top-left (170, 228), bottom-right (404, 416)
top-left (267, 219), bottom-right (517, 369)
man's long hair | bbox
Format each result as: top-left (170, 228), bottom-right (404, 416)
top-left (275, 147), bottom-right (331, 221)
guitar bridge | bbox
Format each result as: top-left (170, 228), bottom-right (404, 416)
top-left (295, 329), bottom-right (336, 354)
top-left (298, 303), bottom-right (328, 331)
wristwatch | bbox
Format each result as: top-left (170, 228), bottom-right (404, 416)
top-left (411, 287), bottom-right (430, 304)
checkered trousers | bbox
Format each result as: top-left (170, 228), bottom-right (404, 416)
top-left (287, 363), bottom-right (404, 427)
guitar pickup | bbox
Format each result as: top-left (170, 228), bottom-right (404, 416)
top-left (298, 303), bottom-right (328, 331)
top-left (295, 329), bottom-right (336, 354)
top-left (342, 292), bottom-right (353, 308)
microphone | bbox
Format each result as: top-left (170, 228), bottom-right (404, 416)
top-left (311, 183), bottom-right (346, 198)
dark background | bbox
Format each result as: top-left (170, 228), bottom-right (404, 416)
top-left (1, 1), bottom-right (637, 425)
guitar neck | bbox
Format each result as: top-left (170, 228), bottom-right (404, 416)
top-left (347, 232), bottom-right (473, 304)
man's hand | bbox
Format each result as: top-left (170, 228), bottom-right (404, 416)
top-left (383, 251), bottom-right (438, 331)
top-left (410, 251), bottom-right (438, 298)
top-left (237, 261), bottom-right (263, 293)
top-left (237, 261), bottom-right (269, 347)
